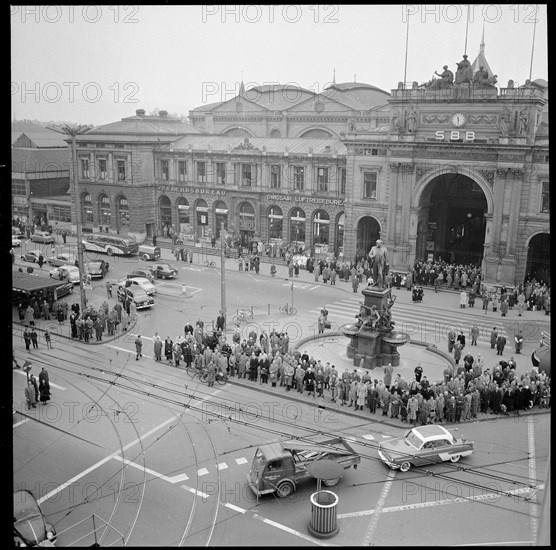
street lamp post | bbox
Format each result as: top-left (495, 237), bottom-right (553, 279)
top-left (220, 222), bottom-right (227, 330)
top-left (48, 124), bottom-right (92, 315)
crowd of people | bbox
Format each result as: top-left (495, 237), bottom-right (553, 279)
top-left (142, 318), bottom-right (551, 423)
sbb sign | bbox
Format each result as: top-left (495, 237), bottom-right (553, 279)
top-left (435, 131), bottom-right (476, 141)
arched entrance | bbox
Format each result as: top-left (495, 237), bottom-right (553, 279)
top-left (335, 212), bottom-right (345, 258)
top-left (159, 195), bottom-right (172, 232)
top-left (177, 197), bottom-right (191, 239)
top-left (356, 216), bottom-right (381, 258)
top-left (238, 201), bottom-right (256, 246)
top-left (417, 174), bottom-right (487, 265)
top-left (525, 233), bottom-right (550, 284)
top-left (214, 200), bottom-right (228, 238)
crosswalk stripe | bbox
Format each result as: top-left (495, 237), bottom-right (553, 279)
top-left (197, 468), bottom-right (209, 476)
top-left (362, 434), bottom-right (375, 440)
top-left (235, 457), bottom-right (248, 465)
top-left (217, 462), bottom-right (228, 470)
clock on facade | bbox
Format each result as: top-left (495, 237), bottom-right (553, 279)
top-left (451, 113), bottom-right (466, 127)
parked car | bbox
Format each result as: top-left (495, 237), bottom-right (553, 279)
top-left (12, 226), bottom-right (24, 237)
top-left (30, 230), bottom-right (55, 244)
top-left (126, 269), bottom-right (156, 283)
top-left (13, 490), bottom-right (57, 547)
top-left (12, 236), bottom-right (22, 247)
top-left (138, 244), bottom-right (161, 261)
top-left (49, 265), bottom-right (81, 284)
top-left (152, 263), bottom-right (178, 279)
top-left (47, 253), bottom-right (78, 267)
top-left (87, 259), bottom-right (109, 279)
top-left (119, 276), bottom-right (156, 295)
top-left (117, 285), bottom-right (154, 309)
top-left (378, 425), bottom-right (474, 472)
top-left (20, 250), bottom-right (42, 263)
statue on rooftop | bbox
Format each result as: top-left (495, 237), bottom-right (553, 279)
top-left (455, 54), bottom-right (473, 85)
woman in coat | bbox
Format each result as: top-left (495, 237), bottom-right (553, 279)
top-left (355, 381), bottom-right (368, 411)
top-left (304, 367), bottom-right (316, 397)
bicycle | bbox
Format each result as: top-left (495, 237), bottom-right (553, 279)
top-left (234, 308), bottom-right (253, 324)
top-left (279, 303), bottom-right (297, 315)
top-left (204, 259), bottom-right (217, 268)
top-left (186, 365), bottom-right (208, 383)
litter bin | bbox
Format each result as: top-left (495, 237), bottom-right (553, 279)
top-left (308, 490), bottom-right (339, 539)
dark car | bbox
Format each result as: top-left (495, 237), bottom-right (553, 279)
top-left (378, 425), bottom-right (474, 472)
top-left (117, 285), bottom-right (154, 309)
top-left (13, 490), bottom-right (57, 546)
top-left (87, 259), bottom-right (109, 279)
top-left (127, 268), bottom-right (156, 283)
top-left (20, 250), bottom-right (42, 263)
top-left (152, 263), bottom-right (178, 279)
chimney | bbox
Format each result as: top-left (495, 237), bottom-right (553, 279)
top-left (135, 109), bottom-right (146, 117)
top-left (159, 110), bottom-right (168, 117)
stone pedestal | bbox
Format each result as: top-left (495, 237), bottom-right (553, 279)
top-left (340, 286), bottom-right (409, 370)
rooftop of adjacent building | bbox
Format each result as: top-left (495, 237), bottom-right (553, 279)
top-left (11, 147), bottom-right (70, 174)
top-left (167, 135), bottom-right (347, 156)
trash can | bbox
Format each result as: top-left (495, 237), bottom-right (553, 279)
top-left (308, 490), bottom-right (339, 538)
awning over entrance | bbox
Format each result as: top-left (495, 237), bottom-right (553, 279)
top-left (13, 272), bottom-right (68, 292)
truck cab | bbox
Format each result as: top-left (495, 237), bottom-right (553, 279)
top-left (247, 437), bottom-right (360, 498)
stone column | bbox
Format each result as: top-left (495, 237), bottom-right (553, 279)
top-left (387, 163), bottom-right (398, 242)
top-left (505, 168), bottom-right (523, 256)
top-left (489, 169), bottom-right (507, 255)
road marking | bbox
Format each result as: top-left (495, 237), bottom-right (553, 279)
top-left (14, 370), bottom-right (67, 390)
top-left (338, 484), bottom-right (545, 519)
top-left (197, 468), bottom-right (209, 476)
top-left (217, 462), bottom-right (228, 470)
top-left (309, 285), bottom-right (320, 290)
top-left (252, 515), bottom-right (330, 546)
top-left (37, 415), bottom-right (178, 505)
top-left (362, 434), bottom-right (375, 440)
top-left (224, 503), bottom-right (246, 514)
top-left (235, 457), bottom-right (248, 465)
top-left (113, 456), bottom-right (189, 483)
top-left (180, 484), bottom-right (210, 499)
top-left (106, 344), bottom-right (152, 360)
top-left (362, 469), bottom-right (396, 545)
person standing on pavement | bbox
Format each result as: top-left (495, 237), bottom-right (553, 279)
top-left (414, 363), bottom-right (423, 383)
top-left (383, 363), bottom-right (393, 389)
top-left (514, 330), bottom-right (524, 354)
top-left (447, 328), bottom-right (456, 353)
top-left (44, 329), bottom-right (52, 349)
top-left (490, 327), bottom-right (498, 349)
top-left (153, 334), bottom-right (162, 361)
top-left (470, 324), bottom-right (479, 346)
top-left (135, 335), bottom-right (143, 360)
top-left (25, 380), bottom-right (37, 409)
top-left (30, 328), bottom-right (39, 349)
top-left (496, 333), bottom-right (507, 355)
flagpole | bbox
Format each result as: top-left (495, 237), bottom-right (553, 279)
top-left (528, 4), bottom-right (538, 81)
top-left (464, 4), bottom-right (470, 55)
top-left (403, 8), bottom-right (410, 87)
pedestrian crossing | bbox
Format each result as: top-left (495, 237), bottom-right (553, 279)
top-left (310, 296), bottom-right (507, 345)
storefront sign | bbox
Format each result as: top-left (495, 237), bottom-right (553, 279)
top-left (159, 185), bottom-right (226, 196)
top-left (215, 208), bottom-right (228, 214)
top-left (178, 204), bottom-right (190, 210)
top-left (196, 206), bottom-right (209, 212)
top-left (239, 219), bottom-right (255, 230)
top-left (267, 194), bottom-right (343, 206)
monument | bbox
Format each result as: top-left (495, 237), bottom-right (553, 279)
top-left (340, 286), bottom-right (410, 369)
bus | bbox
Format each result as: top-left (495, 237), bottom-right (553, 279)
top-left (82, 234), bottom-right (138, 256)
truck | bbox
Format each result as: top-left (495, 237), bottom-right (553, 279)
top-left (246, 436), bottom-right (361, 498)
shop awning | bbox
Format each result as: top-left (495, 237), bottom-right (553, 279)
top-left (12, 272), bottom-right (68, 292)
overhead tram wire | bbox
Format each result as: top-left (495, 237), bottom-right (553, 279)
top-left (20, 350), bottom-right (546, 507)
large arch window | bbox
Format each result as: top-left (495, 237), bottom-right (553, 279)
top-left (99, 194), bottom-right (111, 226)
top-left (312, 209), bottom-right (330, 245)
top-left (214, 200), bottom-right (228, 238)
top-left (159, 195), bottom-right (172, 231)
top-left (196, 199), bottom-right (209, 238)
top-left (268, 205), bottom-right (283, 240)
top-left (290, 208), bottom-right (306, 243)
top-left (82, 193), bottom-right (93, 224)
top-left (117, 196), bottom-right (130, 229)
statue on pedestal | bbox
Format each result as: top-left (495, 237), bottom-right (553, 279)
top-left (369, 239), bottom-right (388, 290)
top-left (455, 54), bottom-right (473, 85)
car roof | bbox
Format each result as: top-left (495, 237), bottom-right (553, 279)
top-left (412, 425), bottom-right (453, 441)
top-left (133, 277), bottom-right (152, 283)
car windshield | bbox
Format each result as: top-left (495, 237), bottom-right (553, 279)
top-left (405, 431), bottom-right (424, 450)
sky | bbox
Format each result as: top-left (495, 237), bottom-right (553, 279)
top-left (11, 4), bottom-right (548, 126)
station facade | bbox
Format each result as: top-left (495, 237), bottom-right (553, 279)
top-left (66, 52), bottom-right (549, 285)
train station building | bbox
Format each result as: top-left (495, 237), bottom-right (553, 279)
top-left (63, 47), bottom-right (548, 285)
